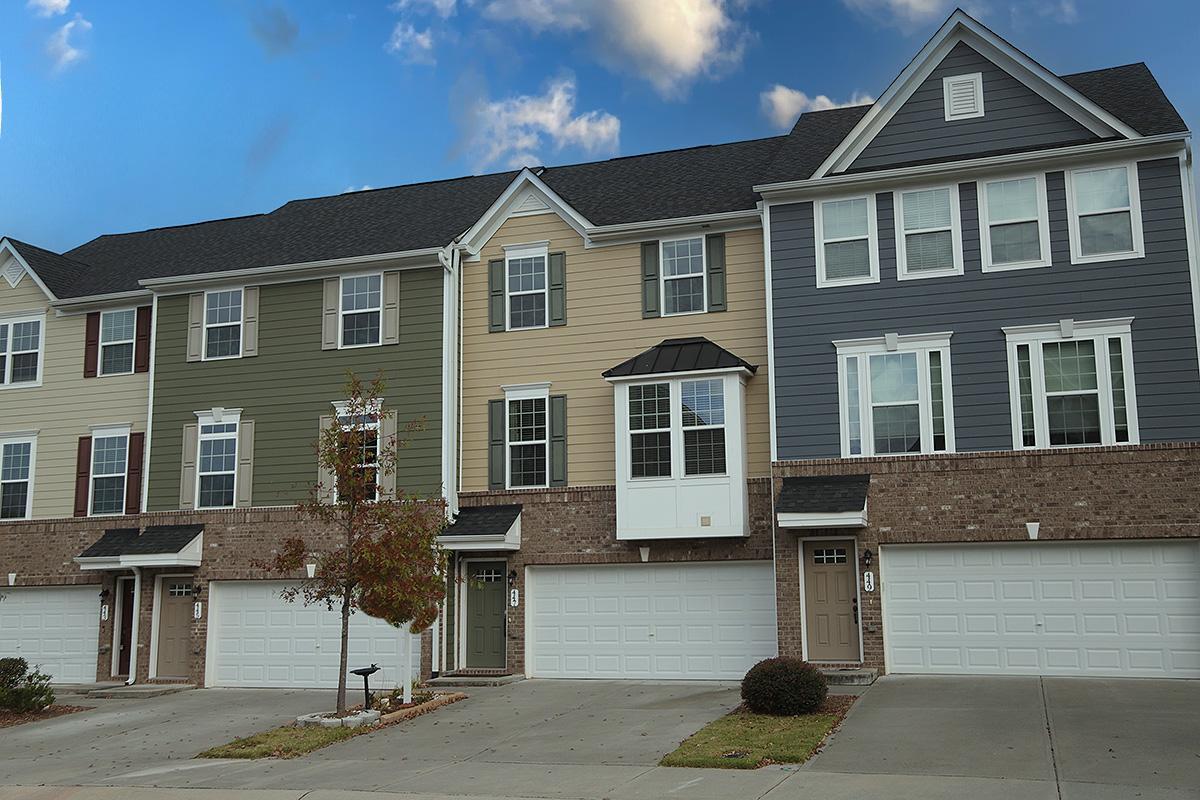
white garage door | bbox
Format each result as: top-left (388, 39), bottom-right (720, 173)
top-left (882, 540), bottom-right (1200, 677)
top-left (527, 561), bottom-right (777, 679)
top-left (0, 586), bottom-right (100, 683)
top-left (207, 581), bottom-right (420, 689)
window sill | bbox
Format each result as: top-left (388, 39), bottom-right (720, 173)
top-left (503, 325), bottom-right (549, 333)
top-left (0, 380), bottom-right (43, 390)
top-left (1069, 249), bottom-right (1144, 266)
top-left (840, 449), bottom-right (955, 459)
top-left (816, 274), bottom-right (879, 289)
top-left (896, 266), bottom-right (964, 281)
top-left (336, 342), bottom-right (383, 350)
top-left (200, 354), bottom-right (243, 362)
top-left (982, 258), bottom-right (1052, 273)
top-left (660, 309), bottom-right (708, 318)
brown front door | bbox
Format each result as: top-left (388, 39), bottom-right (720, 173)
top-left (116, 578), bottom-right (135, 676)
top-left (803, 540), bottom-right (861, 662)
top-left (156, 580), bottom-right (193, 678)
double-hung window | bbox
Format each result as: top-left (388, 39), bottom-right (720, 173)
top-left (836, 333), bottom-right (955, 457)
top-left (204, 289), bottom-right (243, 359)
top-left (89, 427), bottom-right (129, 515)
top-left (629, 383), bottom-right (672, 478)
top-left (816, 195), bottom-right (879, 287)
top-left (894, 186), bottom-right (963, 279)
top-left (1005, 318), bottom-right (1137, 449)
top-left (681, 379), bottom-right (726, 475)
top-left (99, 309), bottom-right (137, 375)
top-left (197, 419), bottom-right (238, 509)
top-left (1065, 163), bottom-right (1144, 263)
top-left (0, 438), bottom-right (35, 519)
top-left (0, 316), bottom-right (43, 386)
top-left (979, 175), bottom-right (1050, 271)
top-left (334, 401), bottom-right (380, 502)
top-left (505, 245), bottom-right (548, 331)
top-left (660, 237), bottom-right (706, 315)
top-left (340, 274), bottom-right (382, 347)
top-left (627, 378), bottom-right (728, 478)
top-left (506, 388), bottom-right (548, 488)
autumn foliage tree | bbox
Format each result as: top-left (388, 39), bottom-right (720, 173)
top-left (257, 373), bottom-right (447, 714)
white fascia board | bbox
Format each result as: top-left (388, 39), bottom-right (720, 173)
top-left (437, 515), bottom-right (521, 551)
top-left (584, 209), bottom-right (761, 243)
top-left (757, 134), bottom-right (1188, 200)
top-left (51, 290), bottom-right (154, 314)
top-left (0, 239), bottom-right (59, 302)
top-left (777, 509), bottom-right (868, 529)
top-left (810, 10), bottom-right (1139, 180)
top-left (604, 366), bottom-right (754, 384)
top-left (139, 248), bottom-right (444, 293)
top-left (459, 169), bottom-right (594, 256)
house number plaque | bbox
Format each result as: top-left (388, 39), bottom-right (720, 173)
top-left (863, 572), bottom-right (875, 592)
top-left (509, 589), bottom-right (519, 607)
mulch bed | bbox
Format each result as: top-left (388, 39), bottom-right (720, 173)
top-left (0, 704), bottom-right (91, 729)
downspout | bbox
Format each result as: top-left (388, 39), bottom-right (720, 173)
top-left (759, 199), bottom-right (782, 657)
top-left (125, 566), bottom-right (143, 685)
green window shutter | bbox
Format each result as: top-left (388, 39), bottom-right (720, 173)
top-left (706, 233), bottom-right (726, 312)
top-left (488, 399), bottom-right (506, 489)
top-left (488, 259), bottom-right (506, 333)
top-left (641, 242), bottom-right (660, 318)
top-left (548, 252), bottom-right (567, 327)
top-left (549, 395), bottom-right (567, 487)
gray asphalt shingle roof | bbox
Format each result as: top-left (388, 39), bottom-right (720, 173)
top-left (444, 505), bottom-right (522, 537)
top-left (79, 525), bottom-right (203, 558)
top-left (777, 475), bottom-right (871, 514)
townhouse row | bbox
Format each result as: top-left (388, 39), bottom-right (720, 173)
top-left (2, 10), bottom-right (1198, 689)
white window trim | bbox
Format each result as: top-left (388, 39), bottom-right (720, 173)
top-left (623, 373), bottom-right (737, 482)
top-left (201, 288), bottom-right (244, 362)
top-left (503, 382), bottom-right (550, 490)
top-left (87, 425), bottom-right (131, 517)
top-left (1003, 317), bottom-right (1139, 450)
top-left (504, 244), bottom-right (549, 332)
top-left (834, 332), bottom-right (956, 458)
top-left (337, 272), bottom-right (384, 349)
top-left (1064, 160), bottom-right (1145, 265)
top-left (0, 313), bottom-right (45, 389)
top-left (679, 378), bottom-right (729, 478)
top-left (98, 308), bottom-right (138, 377)
top-left (943, 72), bottom-right (985, 121)
top-left (977, 173), bottom-right (1052, 272)
top-left (894, 184), bottom-right (964, 280)
top-left (814, 194), bottom-right (881, 288)
top-left (194, 408), bottom-right (241, 510)
top-left (659, 235), bottom-right (708, 317)
top-left (331, 399), bottom-right (382, 503)
top-left (0, 434), bottom-right (37, 521)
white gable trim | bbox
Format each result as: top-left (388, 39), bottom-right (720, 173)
top-left (458, 168), bottom-right (593, 256)
top-left (0, 239), bottom-right (59, 302)
top-left (813, 10), bottom-right (1140, 179)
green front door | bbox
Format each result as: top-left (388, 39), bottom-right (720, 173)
top-left (466, 561), bottom-right (507, 669)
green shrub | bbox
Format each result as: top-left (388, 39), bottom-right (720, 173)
top-left (0, 659), bottom-right (55, 713)
top-left (741, 657), bottom-right (827, 715)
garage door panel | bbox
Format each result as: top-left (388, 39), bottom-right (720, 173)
top-left (528, 561), bottom-right (777, 680)
top-left (883, 541), bottom-right (1200, 678)
top-left (208, 581), bottom-right (420, 688)
top-left (0, 586), bottom-right (100, 684)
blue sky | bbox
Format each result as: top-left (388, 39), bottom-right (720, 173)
top-left (2, 0), bottom-right (1198, 252)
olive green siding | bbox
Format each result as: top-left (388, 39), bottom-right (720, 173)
top-left (147, 269), bottom-right (443, 510)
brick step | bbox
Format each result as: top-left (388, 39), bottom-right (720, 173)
top-left (819, 667), bottom-right (878, 686)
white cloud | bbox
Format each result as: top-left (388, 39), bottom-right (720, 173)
top-left (390, 0), bottom-right (457, 18)
top-left (840, 0), bottom-right (960, 30)
top-left (27, 0), bottom-right (70, 17)
top-left (343, 185), bottom-right (375, 193)
top-left (462, 76), bottom-right (619, 171)
top-left (760, 84), bottom-right (873, 130)
top-left (47, 14), bottom-right (91, 73)
top-left (386, 22), bottom-right (436, 64)
top-left (481, 0), bottom-right (749, 97)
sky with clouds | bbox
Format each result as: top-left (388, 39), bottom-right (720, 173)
top-left (1, 0), bottom-right (1198, 251)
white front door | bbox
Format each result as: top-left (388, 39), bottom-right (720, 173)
top-left (0, 586), bottom-right (100, 683)
top-left (526, 561), bottom-right (777, 679)
top-left (206, 581), bottom-right (421, 688)
top-left (882, 540), bottom-right (1200, 677)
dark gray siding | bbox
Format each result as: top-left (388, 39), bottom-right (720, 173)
top-left (771, 157), bottom-right (1200, 460)
top-left (851, 42), bottom-right (1096, 172)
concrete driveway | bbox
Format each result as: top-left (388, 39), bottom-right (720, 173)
top-left (809, 675), bottom-right (1200, 800)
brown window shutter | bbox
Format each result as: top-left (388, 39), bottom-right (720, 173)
top-left (74, 436), bottom-right (93, 517)
top-left (134, 306), bottom-right (152, 373)
top-left (125, 432), bottom-right (145, 515)
top-left (83, 312), bottom-right (100, 378)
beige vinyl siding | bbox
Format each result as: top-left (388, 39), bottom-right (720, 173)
top-left (461, 213), bottom-right (769, 491)
top-left (0, 279), bottom-right (149, 519)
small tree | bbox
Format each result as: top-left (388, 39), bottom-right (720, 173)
top-left (257, 373), bottom-right (447, 714)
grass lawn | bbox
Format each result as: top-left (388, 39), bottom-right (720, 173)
top-left (661, 696), bottom-right (855, 770)
top-left (198, 723), bottom-right (363, 759)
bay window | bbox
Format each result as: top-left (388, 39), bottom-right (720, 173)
top-left (836, 333), bottom-right (955, 457)
top-left (1005, 318), bottom-right (1137, 449)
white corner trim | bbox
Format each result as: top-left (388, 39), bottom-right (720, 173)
top-left (761, 201), bottom-right (779, 463)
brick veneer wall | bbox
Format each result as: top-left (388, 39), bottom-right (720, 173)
top-left (772, 443), bottom-right (1200, 672)
top-left (455, 478), bottom-right (775, 675)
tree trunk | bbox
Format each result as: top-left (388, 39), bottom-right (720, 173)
top-left (336, 584), bottom-right (351, 714)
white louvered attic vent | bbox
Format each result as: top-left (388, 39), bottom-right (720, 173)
top-left (511, 189), bottom-right (551, 216)
top-left (2, 256), bottom-right (25, 289)
top-left (943, 72), bottom-right (984, 121)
